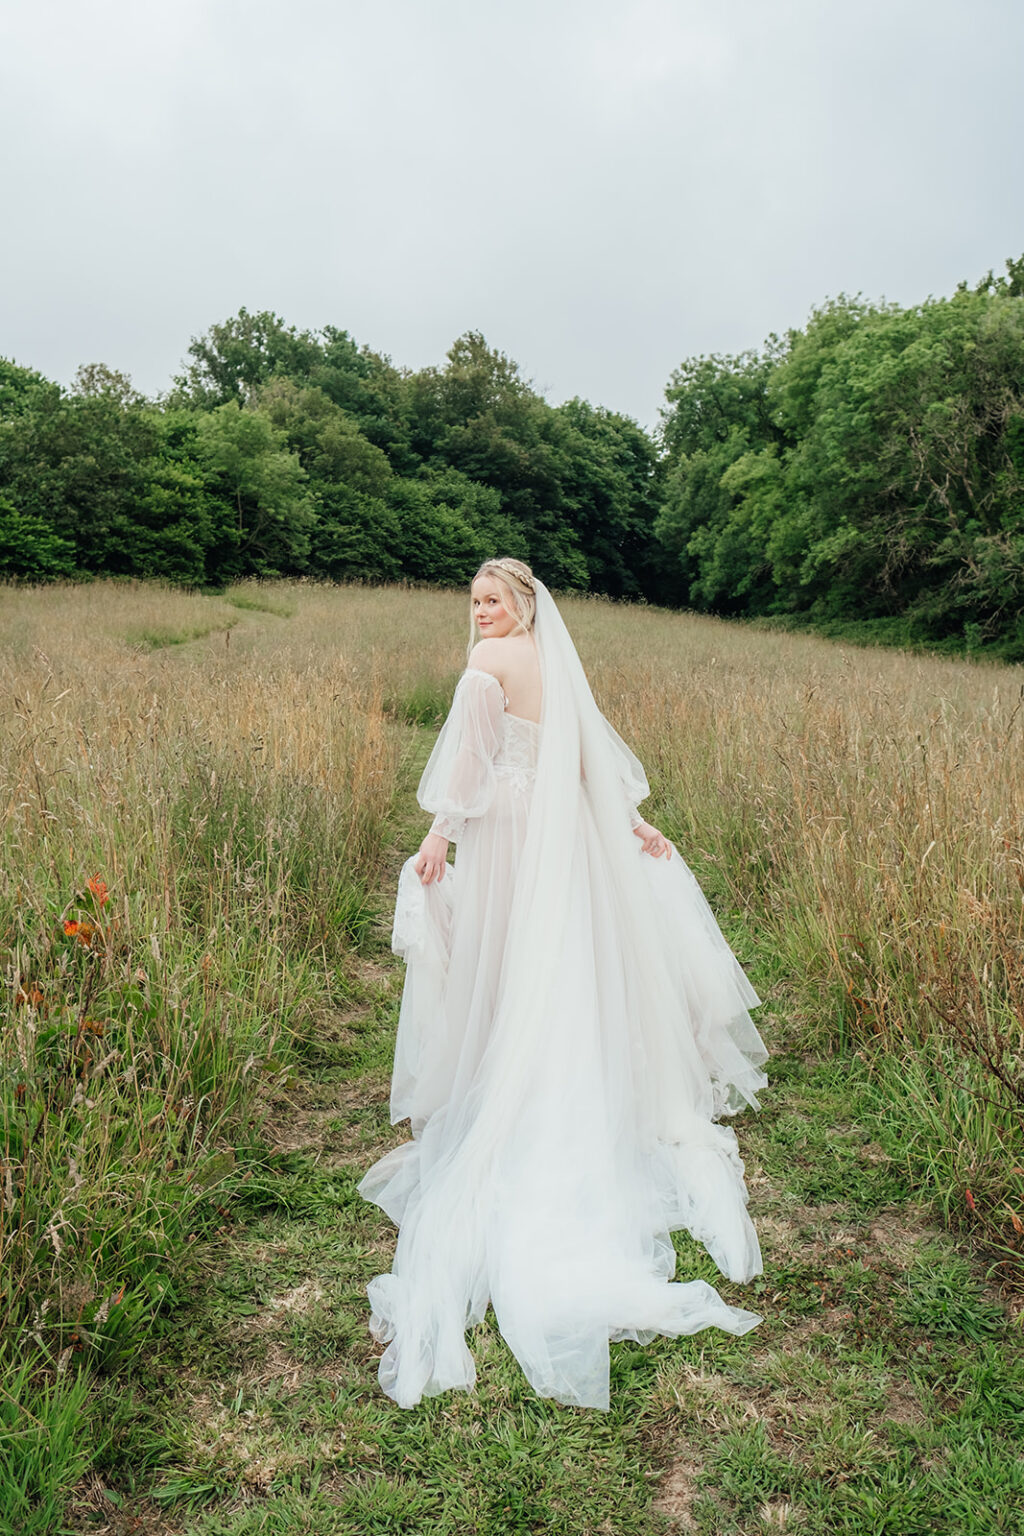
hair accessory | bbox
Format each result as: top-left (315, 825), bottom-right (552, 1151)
top-left (488, 558), bottom-right (536, 592)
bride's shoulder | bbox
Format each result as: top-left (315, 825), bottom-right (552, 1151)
top-left (466, 640), bottom-right (503, 678)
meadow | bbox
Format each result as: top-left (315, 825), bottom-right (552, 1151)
top-left (1, 579), bottom-right (1022, 1535)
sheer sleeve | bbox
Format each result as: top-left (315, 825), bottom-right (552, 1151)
top-left (418, 669), bottom-right (506, 842)
top-left (602, 715), bottom-right (650, 829)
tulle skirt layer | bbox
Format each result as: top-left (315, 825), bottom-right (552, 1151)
top-left (359, 779), bottom-right (768, 1410)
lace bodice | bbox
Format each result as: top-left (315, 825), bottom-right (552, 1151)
top-left (494, 709), bottom-right (539, 792)
top-left (422, 665), bottom-right (640, 841)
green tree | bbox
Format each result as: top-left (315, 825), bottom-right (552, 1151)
top-left (555, 399), bottom-right (662, 597)
top-left (194, 402), bottom-right (314, 576)
top-left (131, 412), bottom-right (232, 584)
top-left (255, 377), bottom-right (405, 581)
top-left (654, 267), bottom-right (1024, 650)
top-left (655, 348), bottom-right (783, 610)
top-left (0, 494), bottom-right (75, 579)
top-left (0, 384), bottom-right (156, 574)
top-left (173, 309), bottom-right (325, 408)
top-left (781, 288), bottom-right (1024, 634)
top-left (257, 378), bottom-right (394, 497)
top-left (418, 333), bottom-right (590, 586)
top-left (311, 331), bottom-right (418, 473)
top-left (71, 362), bottom-right (144, 409)
top-left (0, 358), bottom-right (52, 418)
top-left (384, 478), bottom-right (481, 584)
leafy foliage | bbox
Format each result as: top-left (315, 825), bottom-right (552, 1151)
top-left (657, 258), bottom-right (1024, 657)
top-left (1, 317), bottom-right (661, 594)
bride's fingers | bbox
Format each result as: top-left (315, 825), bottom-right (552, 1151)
top-left (418, 856), bottom-right (446, 885)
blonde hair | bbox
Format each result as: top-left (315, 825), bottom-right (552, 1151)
top-left (469, 557), bottom-right (537, 649)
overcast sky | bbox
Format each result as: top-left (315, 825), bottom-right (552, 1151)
top-left (1, 0), bottom-right (1021, 427)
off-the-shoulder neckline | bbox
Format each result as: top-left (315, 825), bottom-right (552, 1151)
top-left (461, 665), bottom-right (504, 696)
top-left (462, 667), bottom-right (540, 728)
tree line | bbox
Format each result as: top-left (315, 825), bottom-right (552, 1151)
top-left (0, 322), bottom-right (661, 600)
top-left (657, 257), bottom-right (1024, 657)
top-left (2, 254), bottom-right (1023, 655)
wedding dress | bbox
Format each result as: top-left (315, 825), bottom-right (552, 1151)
top-left (359, 581), bottom-right (768, 1410)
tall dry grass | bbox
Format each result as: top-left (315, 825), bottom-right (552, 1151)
top-left (0, 580), bottom-right (403, 1521)
top-left (2, 576), bottom-right (1022, 1518)
top-left (569, 598), bottom-right (1024, 1268)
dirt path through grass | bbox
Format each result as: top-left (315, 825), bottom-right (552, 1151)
top-left (68, 739), bottom-right (1024, 1536)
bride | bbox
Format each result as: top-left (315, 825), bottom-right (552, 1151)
top-left (359, 558), bottom-right (768, 1411)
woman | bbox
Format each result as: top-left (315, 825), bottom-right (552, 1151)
top-left (359, 558), bottom-right (768, 1411)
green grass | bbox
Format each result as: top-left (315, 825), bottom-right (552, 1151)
top-left (384, 675), bottom-right (460, 727)
top-left (56, 859), bottom-right (1024, 1536)
top-left (223, 589), bottom-right (298, 619)
top-left (125, 618), bottom-right (240, 648)
top-left (0, 1351), bottom-right (94, 1536)
top-left (744, 610), bottom-right (1024, 665)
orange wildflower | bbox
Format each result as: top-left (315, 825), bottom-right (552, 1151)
top-left (63, 920), bottom-right (95, 948)
top-left (87, 876), bottom-right (109, 907)
top-left (965, 1188), bottom-right (977, 1213)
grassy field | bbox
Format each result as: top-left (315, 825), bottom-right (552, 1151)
top-left (1, 579), bottom-right (1022, 1535)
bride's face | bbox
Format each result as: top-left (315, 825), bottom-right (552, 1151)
top-left (471, 575), bottom-right (519, 638)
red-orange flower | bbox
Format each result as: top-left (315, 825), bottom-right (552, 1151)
top-left (63, 920), bottom-right (95, 948)
top-left (965, 1188), bottom-right (977, 1213)
top-left (87, 876), bottom-right (109, 907)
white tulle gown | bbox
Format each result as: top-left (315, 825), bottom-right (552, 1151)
top-left (359, 585), bottom-right (768, 1411)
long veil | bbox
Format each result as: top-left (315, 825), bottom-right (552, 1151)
top-left (360, 580), bottom-right (767, 1410)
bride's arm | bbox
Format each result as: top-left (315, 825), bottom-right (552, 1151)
top-left (583, 713), bottom-right (670, 858)
top-left (414, 670), bottom-right (506, 884)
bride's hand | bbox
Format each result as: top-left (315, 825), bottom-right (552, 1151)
top-left (414, 831), bottom-right (450, 885)
top-left (632, 820), bottom-right (672, 859)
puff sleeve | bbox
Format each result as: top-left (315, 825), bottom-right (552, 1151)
top-left (603, 714), bottom-right (650, 829)
top-left (418, 669), bottom-right (506, 842)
